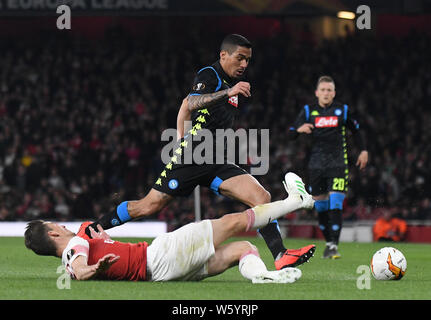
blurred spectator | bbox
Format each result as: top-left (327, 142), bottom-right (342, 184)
top-left (351, 198), bottom-right (374, 220)
top-left (0, 206), bottom-right (11, 221)
top-left (373, 208), bottom-right (408, 242)
top-left (417, 198), bottom-right (431, 220)
top-left (48, 168), bottom-right (65, 190)
top-left (53, 194), bottom-right (70, 221)
top-left (37, 193), bottom-right (53, 218)
top-left (16, 193), bottom-right (33, 219)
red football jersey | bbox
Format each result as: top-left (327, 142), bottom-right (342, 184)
top-left (87, 239), bottom-right (149, 281)
top-left (62, 236), bottom-right (149, 281)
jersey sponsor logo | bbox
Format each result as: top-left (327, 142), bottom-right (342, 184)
top-left (168, 179), bottom-right (179, 189)
top-left (193, 83), bottom-right (205, 91)
top-left (228, 95), bottom-right (238, 108)
top-left (315, 116), bottom-right (338, 128)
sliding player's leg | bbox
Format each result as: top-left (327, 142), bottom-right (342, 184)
top-left (218, 171), bottom-right (314, 270)
top-left (206, 240), bottom-right (302, 284)
top-left (218, 173), bottom-right (286, 262)
top-left (146, 172), bottom-right (316, 282)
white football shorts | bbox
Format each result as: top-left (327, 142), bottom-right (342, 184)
top-left (146, 219), bottom-right (215, 281)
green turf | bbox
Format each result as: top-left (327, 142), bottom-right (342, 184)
top-left (1, 237), bottom-right (430, 300)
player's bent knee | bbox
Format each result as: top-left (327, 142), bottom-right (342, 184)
top-left (244, 241), bottom-right (257, 253)
top-left (261, 189), bottom-right (271, 204)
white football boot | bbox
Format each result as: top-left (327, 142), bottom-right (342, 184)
top-left (282, 172), bottom-right (315, 210)
top-left (252, 267), bottom-right (302, 284)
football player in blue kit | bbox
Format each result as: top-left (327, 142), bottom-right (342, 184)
top-left (287, 76), bottom-right (369, 258)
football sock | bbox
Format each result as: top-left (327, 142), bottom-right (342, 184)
top-left (317, 210), bottom-right (332, 243)
top-left (239, 250), bottom-right (267, 280)
top-left (246, 195), bottom-right (303, 231)
top-left (258, 221), bottom-right (286, 260)
top-left (85, 201), bottom-right (131, 237)
top-left (328, 209), bottom-right (343, 245)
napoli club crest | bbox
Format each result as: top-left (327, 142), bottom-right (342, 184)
top-left (168, 179), bottom-right (179, 190)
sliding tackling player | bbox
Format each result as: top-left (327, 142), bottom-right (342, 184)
top-left (25, 173), bottom-right (314, 283)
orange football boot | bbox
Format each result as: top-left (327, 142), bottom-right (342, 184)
top-left (274, 244), bottom-right (316, 270)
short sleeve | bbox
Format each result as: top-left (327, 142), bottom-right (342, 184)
top-left (293, 107), bottom-right (307, 127)
top-left (189, 67), bottom-right (220, 96)
top-left (62, 236), bottom-right (89, 278)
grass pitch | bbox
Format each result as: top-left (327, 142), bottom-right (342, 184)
top-left (1, 237), bottom-right (430, 300)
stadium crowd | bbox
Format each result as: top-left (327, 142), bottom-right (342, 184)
top-left (0, 21), bottom-right (430, 229)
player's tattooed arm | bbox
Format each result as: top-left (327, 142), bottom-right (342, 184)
top-left (187, 89), bottom-right (229, 112)
top-left (187, 81), bottom-right (251, 112)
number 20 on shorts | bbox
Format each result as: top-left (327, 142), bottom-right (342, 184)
top-left (332, 178), bottom-right (345, 191)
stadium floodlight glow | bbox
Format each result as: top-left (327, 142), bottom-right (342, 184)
top-left (337, 11), bottom-right (355, 20)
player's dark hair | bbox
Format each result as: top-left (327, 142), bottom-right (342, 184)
top-left (316, 75), bottom-right (335, 89)
top-left (220, 34), bottom-right (252, 54)
top-left (24, 220), bottom-right (57, 256)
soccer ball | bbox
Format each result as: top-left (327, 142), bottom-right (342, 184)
top-left (370, 247), bottom-right (407, 280)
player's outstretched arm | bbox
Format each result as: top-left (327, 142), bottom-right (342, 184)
top-left (187, 81), bottom-right (251, 112)
top-left (187, 90), bottom-right (229, 112)
top-left (71, 254), bottom-right (120, 281)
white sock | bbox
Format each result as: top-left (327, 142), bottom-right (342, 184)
top-left (245, 195), bottom-right (303, 231)
top-left (238, 251), bottom-right (268, 281)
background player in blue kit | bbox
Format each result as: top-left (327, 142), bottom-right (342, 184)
top-left (287, 76), bottom-right (369, 259)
